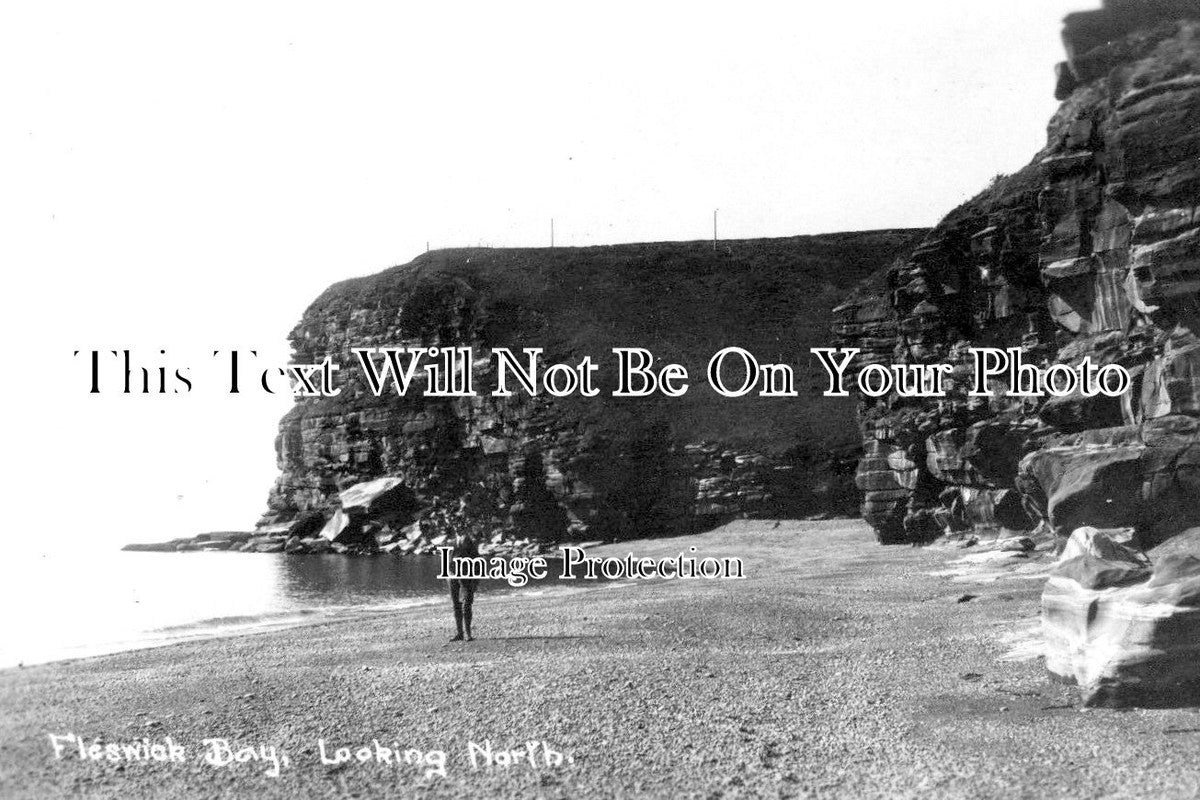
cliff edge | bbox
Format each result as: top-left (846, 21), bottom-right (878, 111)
top-left (832, 0), bottom-right (1200, 706)
top-left (835, 0), bottom-right (1200, 548)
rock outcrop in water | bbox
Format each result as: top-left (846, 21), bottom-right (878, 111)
top-left (835, 0), bottom-right (1200, 548)
top-left (258, 232), bottom-right (923, 544)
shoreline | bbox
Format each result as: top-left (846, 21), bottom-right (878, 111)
top-left (0, 598), bottom-right (440, 672)
top-left (5, 539), bottom-right (747, 671)
top-left (1, 565), bottom-right (630, 672)
top-left (3, 520), bottom-right (1199, 798)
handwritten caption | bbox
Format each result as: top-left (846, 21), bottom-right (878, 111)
top-left (47, 733), bottom-right (573, 780)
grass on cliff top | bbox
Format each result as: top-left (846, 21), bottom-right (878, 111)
top-left (297, 230), bottom-right (926, 454)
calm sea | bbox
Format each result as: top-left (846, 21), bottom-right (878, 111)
top-left (0, 551), bottom-right (573, 668)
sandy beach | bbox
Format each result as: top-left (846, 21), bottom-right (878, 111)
top-left (2, 520), bottom-right (1198, 799)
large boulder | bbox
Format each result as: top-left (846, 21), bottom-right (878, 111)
top-left (1018, 415), bottom-right (1200, 548)
top-left (1042, 526), bottom-right (1200, 707)
top-left (337, 477), bottom-right (412, 516)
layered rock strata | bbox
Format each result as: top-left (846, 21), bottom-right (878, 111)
top-left (260, 232), bottom-right (920, 544)
top-left (835, 0), bottom-right (1200, 549)
top-left (834, 0), bottom-right (1200, 708)
top-left (1042, 526), bottom-right (1200, 707)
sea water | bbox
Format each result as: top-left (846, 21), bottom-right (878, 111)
top-left (0, 551), bottom-right (568, 668)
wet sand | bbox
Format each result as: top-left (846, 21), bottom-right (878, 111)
top-left (2, 520), bottom-right (1198, 798)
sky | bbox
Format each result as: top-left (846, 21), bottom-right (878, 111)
top-left (1, 0), bottom-right (1088, 552)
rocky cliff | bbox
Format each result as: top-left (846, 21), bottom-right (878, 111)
top-left (835, 0), bottom-right (1200, 549)
top-left (259, 231), bottom-right (924, 543)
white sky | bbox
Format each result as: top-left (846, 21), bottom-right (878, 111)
top-left (2, 0), bottom-right (1087, 552)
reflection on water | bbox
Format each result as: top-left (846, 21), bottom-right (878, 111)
top-left (278, 554), bottom-right (452, 602)
top-left (275, 553), bottom-right (571, 604)
top-left (0, 551), bottom-right (578, 668)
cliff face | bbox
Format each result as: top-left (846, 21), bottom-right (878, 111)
top-left (260, 231), bottom-right (924, 542)
top-left (835, 1), bottom-right (1200, 548)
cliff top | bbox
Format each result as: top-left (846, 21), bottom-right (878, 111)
top-left (292, 229), bottom-right (926, 453)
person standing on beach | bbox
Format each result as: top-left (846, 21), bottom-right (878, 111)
top-left (447, 522), bottom-right (480, 642)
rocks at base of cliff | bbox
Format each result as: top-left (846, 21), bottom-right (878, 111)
top-left (122, 526), bottom-right (553, 558)
top-left (262, 428), bottom-right (857, 549)
top-left (925, 416), bottom-right (1040, 487)
top-left (301, 474), bottom-right (427, 552)
top-left (125, 476), bottom-right (563, 557)
top-left (685, 442), bottom-right (859, 524)
top-left (1042, 525), bottom-right (1200, 707)
top-left (1019, 415), bottom-right (1200, 549)
top-left (337, 477), bottom-right (413, 516)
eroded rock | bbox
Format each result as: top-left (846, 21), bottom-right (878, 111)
top-left (830, 1), bottom-right (1200, 707)
top-left (259, 231), bottom-right (922, 543)
top-left (1042, 526), bottom-right (1200, 707)
top-left (834, 3), bottom-right (1200, 553)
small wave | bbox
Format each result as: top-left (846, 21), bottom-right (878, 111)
top-left (3, 598), bottom-right (447, 669)
top-left (152, 609), bottom-right (321, 632)
top-left (3, 571), bottom-right (618, 669)
top-left (148, 597), bottom-right (445, 636)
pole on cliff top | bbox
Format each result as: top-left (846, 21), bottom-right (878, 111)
top-left (713, 208), bottom-right (718, 251)
top-left (551, 218), bottom-right (555, 248)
